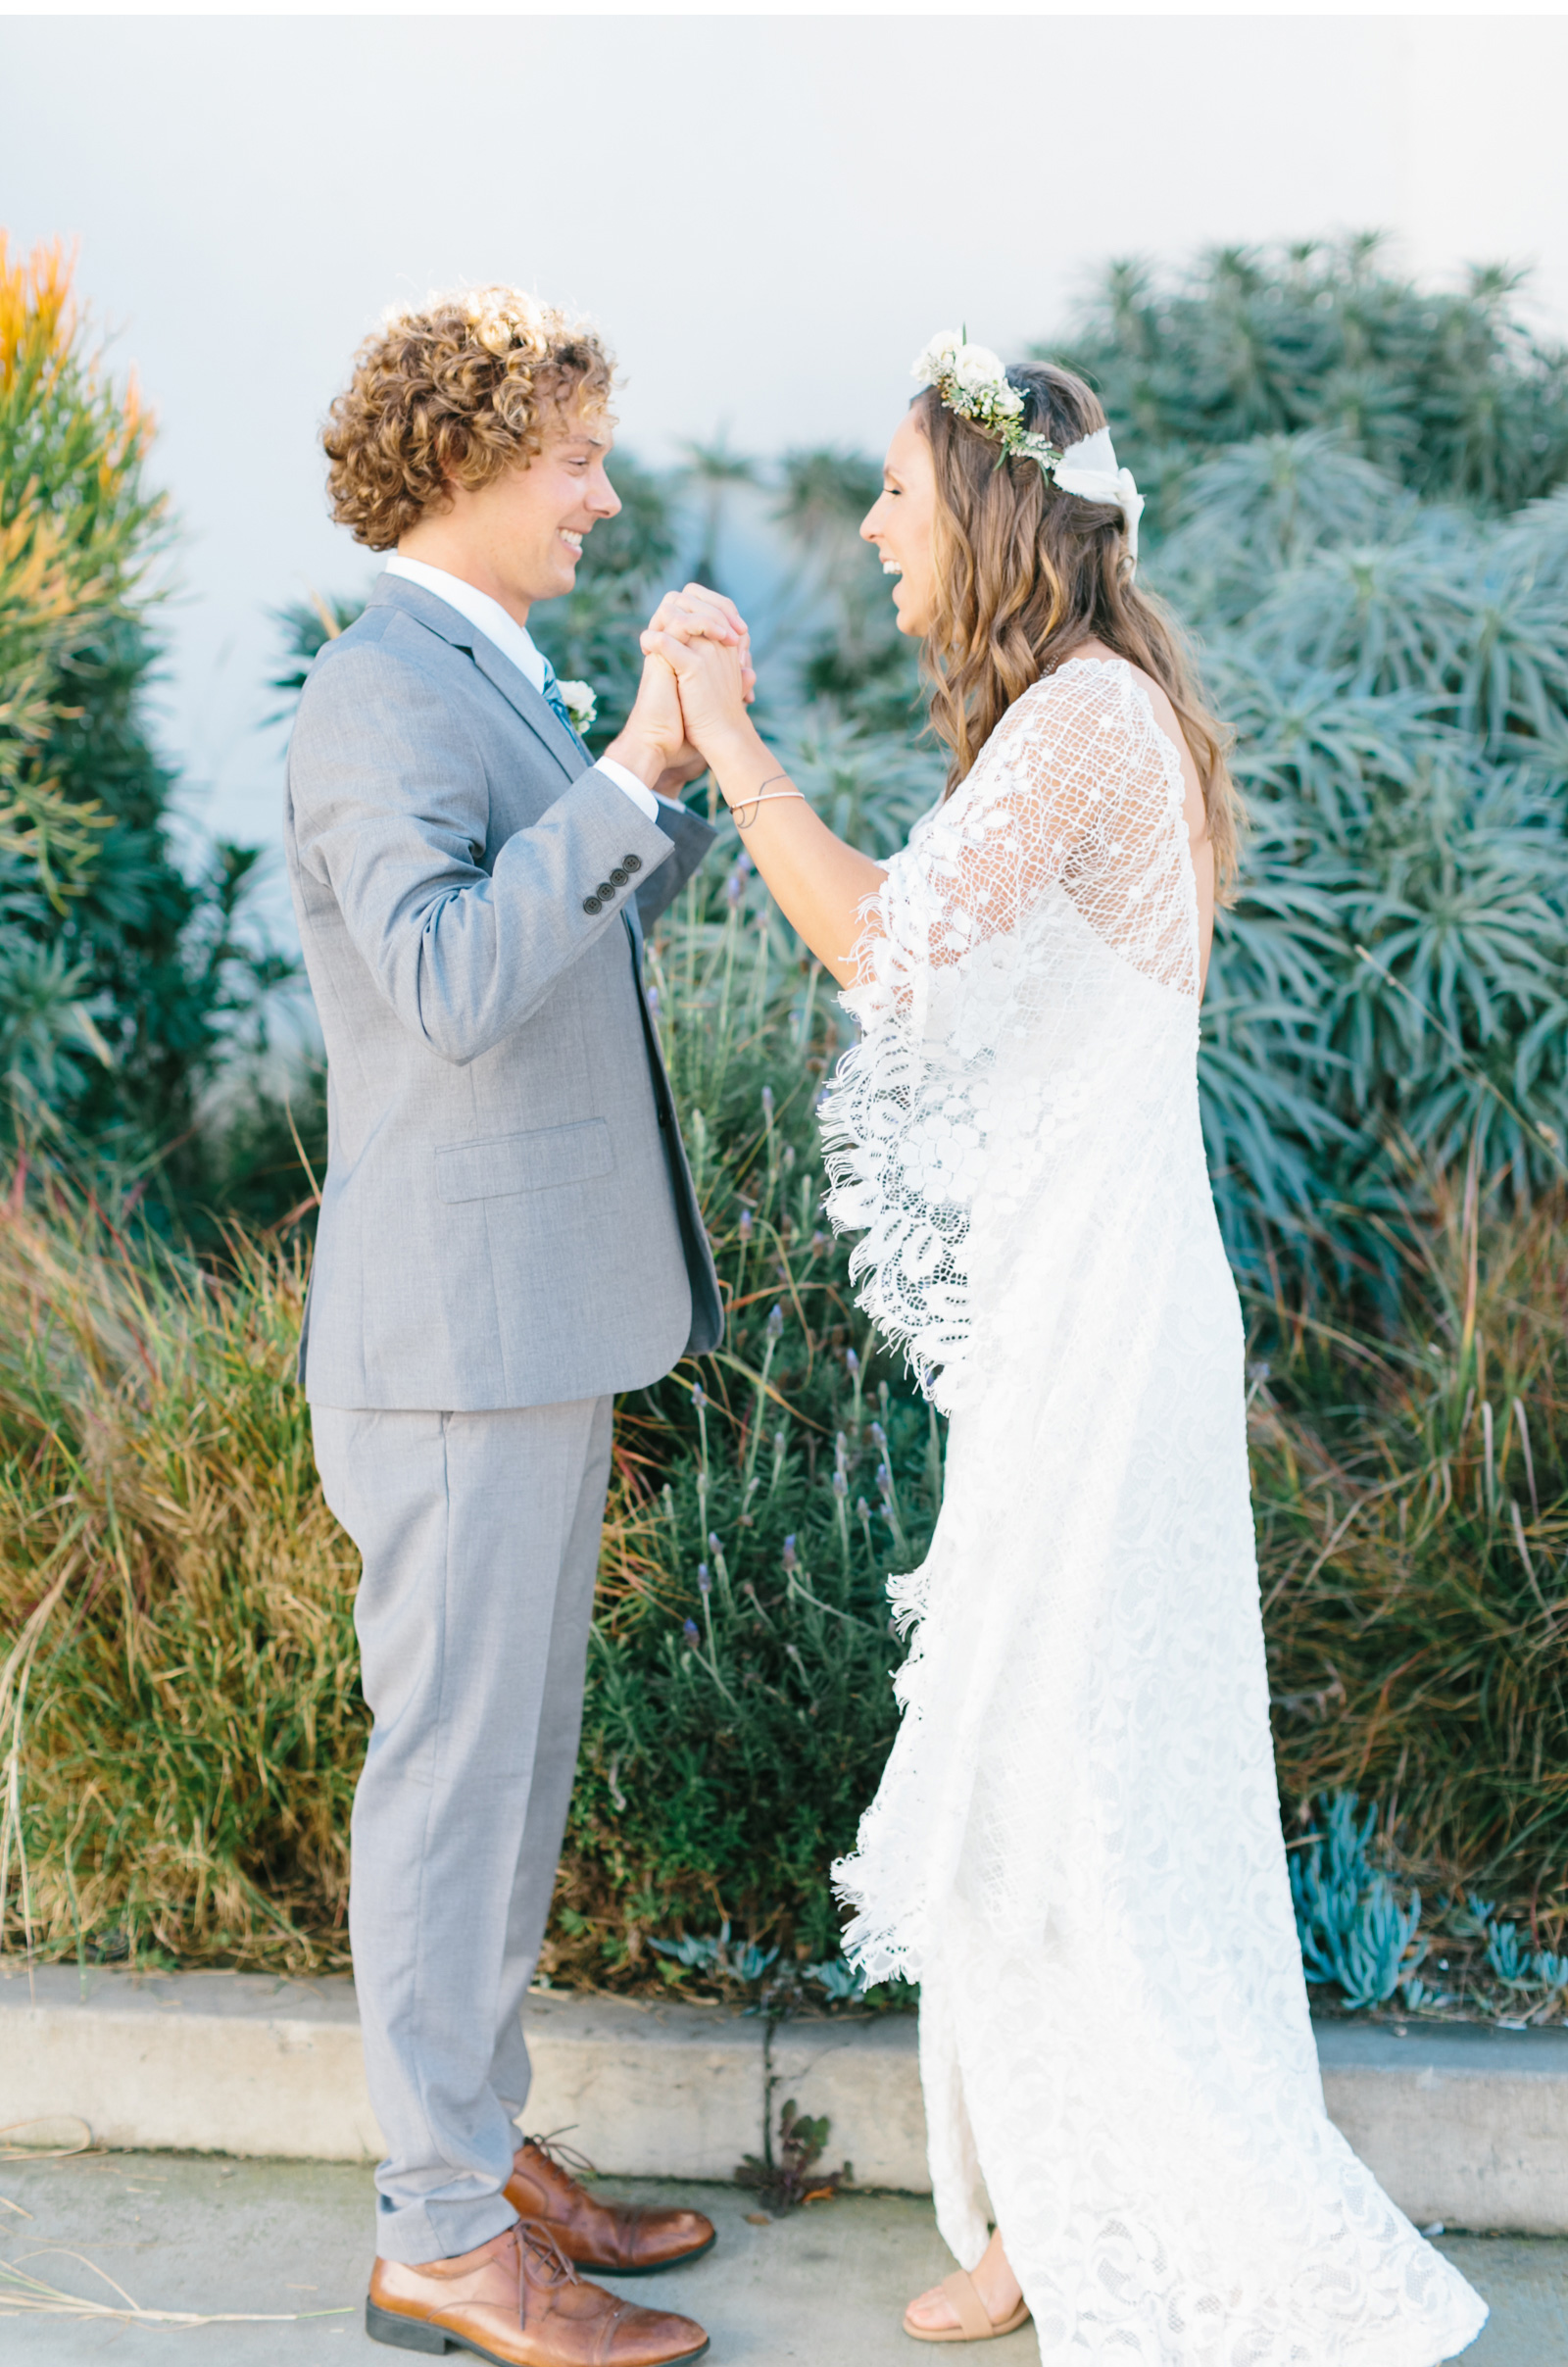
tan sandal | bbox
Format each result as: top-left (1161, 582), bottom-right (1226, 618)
top-left (903, 2268), bottom-right (1031, 2343)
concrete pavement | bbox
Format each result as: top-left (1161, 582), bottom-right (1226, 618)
top-left (0, 2153), bottom-right (1559, 2366)
top-left (9, 1969), bottom-right (1568, 2233)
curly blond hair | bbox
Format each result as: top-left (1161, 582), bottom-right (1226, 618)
top-left (322, 286), bottom-right (615, 550)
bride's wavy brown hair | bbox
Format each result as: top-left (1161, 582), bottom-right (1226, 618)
top-left (917, 364), bottom-right (1242, 898)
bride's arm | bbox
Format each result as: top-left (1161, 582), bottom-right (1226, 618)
top-left (640, 623), bottom-right (885, 985)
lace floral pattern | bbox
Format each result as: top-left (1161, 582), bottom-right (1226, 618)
top-left (820, 660), bottom-right (1198, 1411)
top-left (822, 662), bottom-right (1486, 2363)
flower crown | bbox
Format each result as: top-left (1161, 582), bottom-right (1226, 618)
top-left (911, 330), bottom-right (1145, 564)
top-left (912, 330), bottom-right (1061, 468)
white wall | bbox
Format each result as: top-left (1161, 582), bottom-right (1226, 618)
top-left (3, 12), bottom-right (1565, 863)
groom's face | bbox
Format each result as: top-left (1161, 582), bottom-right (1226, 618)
top-left (471, 404), bottom-right (622, 611)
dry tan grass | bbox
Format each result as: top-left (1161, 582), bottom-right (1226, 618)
top-left (1257, 1159), bottom-right (1568, 1934)
top-left (0, 1175), bottom-right (751, 1972)
top-left (3, 1152), bottom-right (1565, 1976)
top-left (0, 1180), bottom-right (362, 1968)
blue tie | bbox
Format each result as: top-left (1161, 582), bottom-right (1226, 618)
top-left (537, 654), bottom-right (579, 738)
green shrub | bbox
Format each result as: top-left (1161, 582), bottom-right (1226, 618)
top-left (6, 230), bottom-right (1565, 2001)
top-left (1055, 234), bottom-right (1568, 523)
top-left (1173, 454), bottom-right (1568, 1271)
top-left (550, 863), bottom-right (942, 1978)
top-left (0, 235), bottom-right (282, 1200)
top-left (7, 863), bottom-right (1566, 1992)
top-left (1044, 245), bottom-right (1568, 1274)
top-left (0, 852), bottom-right (943, 1973)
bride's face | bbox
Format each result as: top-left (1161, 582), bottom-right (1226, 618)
top-left (861, 412), bottom-right (938, 637)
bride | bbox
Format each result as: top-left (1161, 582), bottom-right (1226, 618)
top-left (643, 338), bottom-right (1487, 2363)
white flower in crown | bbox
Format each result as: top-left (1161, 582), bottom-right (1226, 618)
top-left (913, 333), bottom-right (1029, 439)
top-left (910, 322), bottom-right (1143, 568)
top-left (912, 328), bottom-right (963, 380)
top-left (557, 679), bottom-right (597, 734)
top-left (954, 345), bottom-right (1017, 406)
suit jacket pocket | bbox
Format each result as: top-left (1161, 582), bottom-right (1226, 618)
top-left (434, 1118), bottom-right (614, 1204)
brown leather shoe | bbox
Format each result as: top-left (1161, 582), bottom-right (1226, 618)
top-left (505, 2136), bottom-right (716, 2276)
top-left (367, 2220), bottom-right (709, 2364)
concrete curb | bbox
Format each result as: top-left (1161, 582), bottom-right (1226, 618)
top-left (4, 1963), bottom-right (1567, 2233)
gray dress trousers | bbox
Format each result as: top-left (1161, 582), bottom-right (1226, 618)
top-left (285, 574), bottom-right (720, 2261)
top-left (313, 1398), bottom-right (612, 2263)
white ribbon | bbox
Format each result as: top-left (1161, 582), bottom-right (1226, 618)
top-left (1051, 426), bottom-right (1145, 567)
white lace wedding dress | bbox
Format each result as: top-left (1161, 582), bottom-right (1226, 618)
top-left (820, 660), bottom-right (1486, 2365)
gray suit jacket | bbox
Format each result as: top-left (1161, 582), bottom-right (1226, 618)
top-left (284, 572), bottom-right (722, 1410)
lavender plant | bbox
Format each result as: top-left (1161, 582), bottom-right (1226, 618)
top-left (548, 843), bottom-right (944, 1980)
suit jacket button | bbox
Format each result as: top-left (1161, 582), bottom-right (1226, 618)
top-left (582, 895), bottom-right (602, 914)
top-left (609, 865), bottom-right (628, 887)
top-left (595, 881), bottom-right (614, 901)
top-left (623, 853), bottom-right (643, 873)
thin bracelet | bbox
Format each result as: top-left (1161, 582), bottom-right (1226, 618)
top-left (730, 773), bottom-right (807, 832)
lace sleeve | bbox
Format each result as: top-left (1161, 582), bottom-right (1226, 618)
top-left (820, 661), bottom-right (1199, 1405)
top-left (847, 660), bottom-right (1197, 1023)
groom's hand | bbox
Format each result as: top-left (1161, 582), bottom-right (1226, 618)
top-left (638, 626), bottom-right (754, 770)
top-left (615, 650), bottom-right (709, 793)
top-left (607, 584), bottom-right (755, 791)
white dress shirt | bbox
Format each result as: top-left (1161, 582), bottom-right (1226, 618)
top-left (381, 554), bottom-right (662, 820)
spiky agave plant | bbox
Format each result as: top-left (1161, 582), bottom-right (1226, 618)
top-left (1054, 236), bottom-right (1568, 516)
top-left (1155, 439), bottom-right (1568, 1274)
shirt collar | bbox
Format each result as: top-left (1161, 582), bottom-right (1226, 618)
top-left (382, 555), bottom-right (546, 693)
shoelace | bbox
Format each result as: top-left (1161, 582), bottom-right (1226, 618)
top-left (520, 2127), bottom-right (601, 2183)
top-left (512, 2216), bottom-right (580, 2324)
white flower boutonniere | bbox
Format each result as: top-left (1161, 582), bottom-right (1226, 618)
top-left (558, 679), bottom-right (597, 735)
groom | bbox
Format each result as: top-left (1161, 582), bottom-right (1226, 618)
top-left (285, 286), bottom-right (737, 2365)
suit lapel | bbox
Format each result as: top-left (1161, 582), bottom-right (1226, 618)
top-left (368, 573), bottom-right (643, 967)
top-left (368, 574), bottom-right (586, 781)
top-left (466, 637), bottom-right (588, 778)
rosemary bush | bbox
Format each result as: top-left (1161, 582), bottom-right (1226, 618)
top-left (550, 856), bottom-right (943, 1979)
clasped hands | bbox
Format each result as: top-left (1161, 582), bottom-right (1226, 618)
top-left (606, 583), bottom-right (765, 803)
top-left (609, 583), bottom-right (883, 987)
